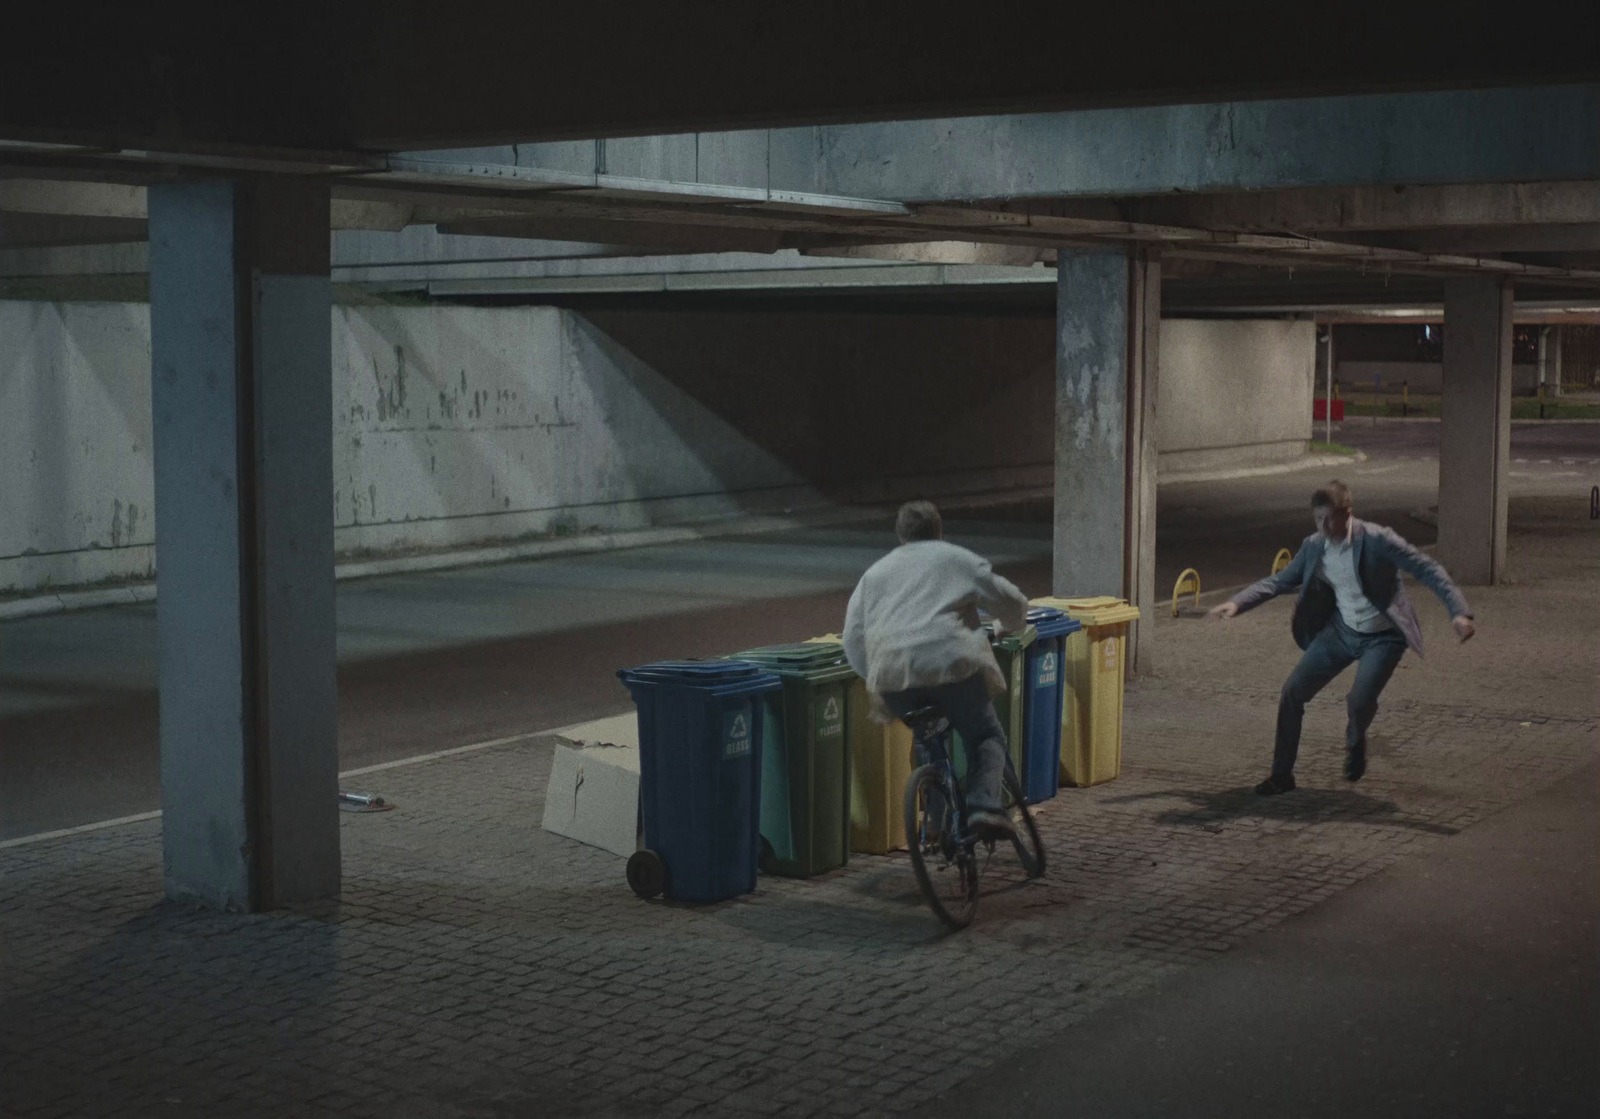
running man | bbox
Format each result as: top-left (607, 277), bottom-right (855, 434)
top-left (1209, 481), bottom-right (1476, 795)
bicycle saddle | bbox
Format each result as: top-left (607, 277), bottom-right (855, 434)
top-left (899, 704), bottom-right (946, 730)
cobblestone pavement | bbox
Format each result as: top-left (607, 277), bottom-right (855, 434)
top-left (3, 505), bottom-right (1594, 1118)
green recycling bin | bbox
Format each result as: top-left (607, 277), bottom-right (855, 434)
top-left (951, 621), bottom-right (1036, 788)
top-left (731, 642), bottom-right (855, 878)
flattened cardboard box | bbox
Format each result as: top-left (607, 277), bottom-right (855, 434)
top-left (540, 714), bottom-right (640, 858)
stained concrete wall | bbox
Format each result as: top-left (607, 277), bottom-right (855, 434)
top-left (0, 302), bottom-right (156, 592)
top-left (1158, 319), bottom-right (1315, 472)
top-left (330, 304), bottom-right (1057, 558)
top-left (332, 304), bottom-right (794, 556)
top-left (2, 301), bottom-right (1054, 595)
top-left (3, 302), bottom-right (1318, 596)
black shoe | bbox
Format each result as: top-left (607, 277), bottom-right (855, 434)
top-left (1254, 773), bottom-right (1296, 796)
top-left (967, 808), bottom-right (1017, 837)
top-left (1344, 747), bottom-right (1367, 782)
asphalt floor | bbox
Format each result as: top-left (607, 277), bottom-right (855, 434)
top-left (926, 759), bottom-right (1598, 1119)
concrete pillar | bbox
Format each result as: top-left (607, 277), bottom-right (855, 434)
top-left (148, 179), bottom-right (338, 910)
top-left (1438, 277), bottom-right (1513, 586)
top-left (1537, 326), bottom-right (1548, 398)
top-left (1053, 248), bottom-right (1161, 674)
top-left (1551, 325), bottom-right (1564, 397)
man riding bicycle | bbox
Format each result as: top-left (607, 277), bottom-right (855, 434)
top-left (841, 500), bottom-right (1030, 835)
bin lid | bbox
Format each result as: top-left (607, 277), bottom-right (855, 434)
top-left (1031, 595), bottom-right (1142, 626)
top-left (979, 618), bottom-right (1037, 650)
top-left (1026, 606), bottom-right (1082, 639)
top-left (618, 659), bottom-right (775, 688)
top-left (732, 642), bottom-right (856, 681)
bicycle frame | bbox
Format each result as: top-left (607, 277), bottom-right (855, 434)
top-left (902, 705), bottom-right (1047, 930)
top-left (910, 719), bottom-right (975, 858)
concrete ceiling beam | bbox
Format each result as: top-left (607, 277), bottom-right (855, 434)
top-left (764, 85), bottom-right (1600, 202)
top-left (0, 211), bottom-right (145, 249)
top-left (1326, 224), bottom-right (1600, 254)
top-left (434, 215), bottom-right (788, 255)
top-left (1120, 182), bottom-right (1600, 233)
top-left (803, 242), bottom-right (1052, 267)
top-left (329, 200), bottom-right (415, 232)
top-left (10, 149), bottom-right (1600, 289)
top-left (360, 86), bottom-right (1600, 206)
top-left (0, 178), bottom-right (145, 218)
top-left (0, 179), bottom-right (418, 234)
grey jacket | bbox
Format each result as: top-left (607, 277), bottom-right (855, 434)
top-left (1229, 519), bottom-right (1472, 655)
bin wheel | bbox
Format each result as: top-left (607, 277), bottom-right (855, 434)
top-left (627, 849), bottom-right (670, 899)
top-left (758, 835), bottom-right (777, 875)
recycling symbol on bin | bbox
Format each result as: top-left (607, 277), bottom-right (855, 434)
top-left (724, 712), bottom-right (752, 758)
top-left (1039, 651), bottom-right (1057, 685)
top-left (820, 696), bottom-right (844, 735)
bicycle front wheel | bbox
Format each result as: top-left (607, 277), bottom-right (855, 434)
top-left (904, 763), bottom-right (979, 930)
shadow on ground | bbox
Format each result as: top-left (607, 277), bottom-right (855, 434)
top-left (1104, 785), bottom-right (1460, 835)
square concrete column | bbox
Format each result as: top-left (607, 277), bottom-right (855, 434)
top-left (148, 179), bottom-right (338, 910)
top-left (1054, 248), bottom-right (1161, 674)
top-left (1438, 277), bottom-right (1513, 585)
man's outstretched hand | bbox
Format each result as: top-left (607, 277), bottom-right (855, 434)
top-left (1452, 615), bottom-right (1477, 643)
top-left (1208, 601), bottom-right (1239, 620)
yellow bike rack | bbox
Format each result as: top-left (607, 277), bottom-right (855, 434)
top-left (1271, 548), bottom-right (1293, 575)
top-left (1171, 568), bottom-right (1201, 616)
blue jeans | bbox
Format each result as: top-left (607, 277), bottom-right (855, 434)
top-left (880, 674), bottom-right (1008, 813)
top-left (1274, 617), bottom-right (1407, 777)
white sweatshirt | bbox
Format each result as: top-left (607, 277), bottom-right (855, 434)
top-left (842, 539), bottom-right (1029, 710)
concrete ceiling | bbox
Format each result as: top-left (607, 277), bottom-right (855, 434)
top-left (4, 8), bottom-right (1598, 155)
top-left (1045, 183), bottom-right (1600, 271)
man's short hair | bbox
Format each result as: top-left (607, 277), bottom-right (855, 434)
top-left (896, 500), bottom-right (943, 543)
top-left (1312, 481), bottom-right (1353, 512)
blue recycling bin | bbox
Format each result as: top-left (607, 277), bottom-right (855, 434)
top-left (617, 660), bottom-right (783, 903)
top-left (1022, 607), bottom-right (1081, 804)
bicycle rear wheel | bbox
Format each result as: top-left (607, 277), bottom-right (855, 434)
top-left (905, 763), bottom-right (979, 930)
top-left (1002, 767), bottom-right (1047, 879)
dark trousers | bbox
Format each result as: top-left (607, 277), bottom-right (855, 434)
top-left (881, 673), bottom-right (1008, 812)
top-left (1274, 617), bottom-right (1407, 777)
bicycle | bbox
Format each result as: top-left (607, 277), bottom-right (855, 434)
top-left (901, 704), bottom-right (1046, 930)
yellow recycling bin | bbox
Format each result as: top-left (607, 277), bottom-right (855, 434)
top-left (803, 634), bottom-right (914, 854)
top-left (1030, 596), bottom-right (1142, 787)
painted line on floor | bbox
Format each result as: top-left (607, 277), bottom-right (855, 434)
top-left (0, 717), bottom-right (612, 851)
top-left (338, 726), bottom-right (576, 778)
top-left (0, 811), bottom-right (164, 851)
